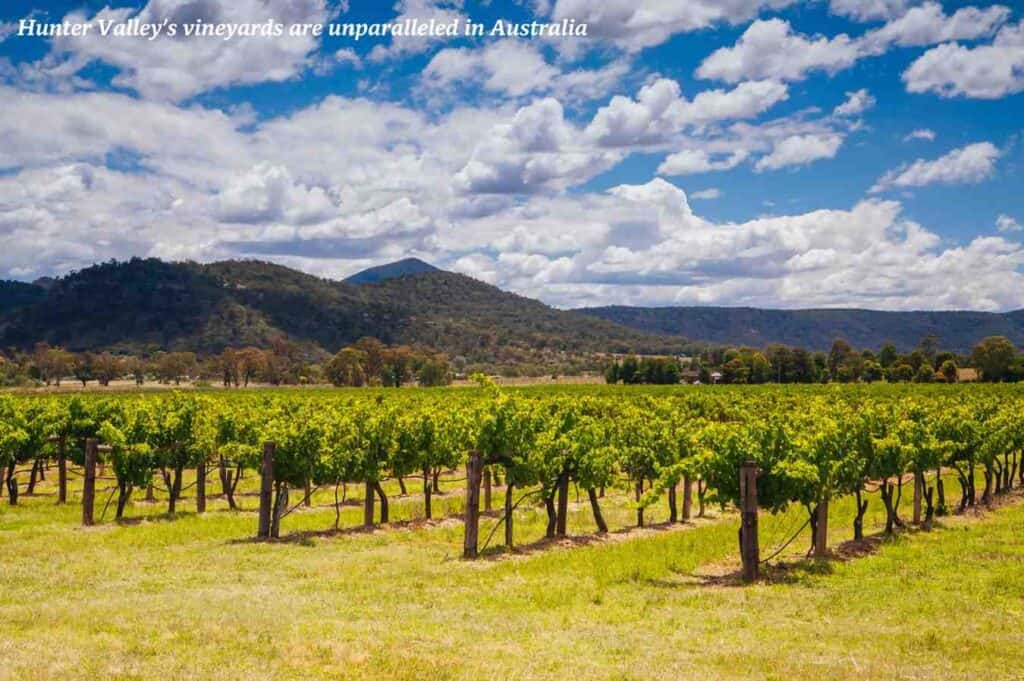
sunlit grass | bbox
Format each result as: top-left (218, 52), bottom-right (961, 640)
top-left (2, 467), bottom-right (1022, 680)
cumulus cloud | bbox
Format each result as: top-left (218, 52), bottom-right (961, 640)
top-left (421, 41), bottom-right (629, 102)
top-left (657, 149), bottom-right (748, 175)
top-left (698, 6), bottom-right (1009, 84)
top-left (454, 180), bottom-right (1024, 311)
top-left (44, 0), bottom-right (336, 102)
top-left (902, 20), bottom-right (1024, 99)
top-left (549, 0), bottom-right (799, 52)
top-left (454, 98), bottom-right (620, 194)
top-left (755, 133), bottom-right (843, 171)
top-left (997, 214), bottom-right (1022, 233)
top-left (863, 3), bottom-right (1009, 49)
top-left (871, 142), bottom-right (1000, 193)
top-left (696, 19), bottom-right (862, 83)
top-left (833, 89), bottom-right (875, 117)
top-left (368, 0), bottom-right (467, 62)
top-left (829, 0), bottom-right (914, 22)
top-left (214, 163), bottom-right (339, 225)
top-left (585, 78), bottom-right (788, 147)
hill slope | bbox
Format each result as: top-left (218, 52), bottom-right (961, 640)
top-left (0, 258), bottom-right (683, 359)
top-left (576, 305), bottom-right (1024, 353)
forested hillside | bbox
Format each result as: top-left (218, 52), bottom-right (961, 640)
top-left (0, 258), bottom-right (683, 361)
top-left (577, 305), bottom-right (1024, 354)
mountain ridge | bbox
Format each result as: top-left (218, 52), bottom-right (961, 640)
top-left (575, 305), bottom-right (1024, 353)
top-left (1, 257), bottom-right (1019, 357)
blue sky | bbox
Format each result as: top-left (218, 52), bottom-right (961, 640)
top-left (1, 0), bottom-right (1022, 311)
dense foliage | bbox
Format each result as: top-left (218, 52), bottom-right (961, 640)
top-left (1, 384), bottom-right (1021, 553)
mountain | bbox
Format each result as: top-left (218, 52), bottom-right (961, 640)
top-left (344, 257), bottom-right (440, 285)
top-left (0, 258), bottom-right (683, 361)
top-left (575, 305), bottom-right (1024, 354)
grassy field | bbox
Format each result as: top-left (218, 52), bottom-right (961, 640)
top-left (2, 461), bottom-right (1023, 681)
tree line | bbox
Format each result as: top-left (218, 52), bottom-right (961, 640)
top-left (607, 334), bottom-right (1024, 385)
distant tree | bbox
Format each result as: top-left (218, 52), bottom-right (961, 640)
top-left (604, 361), bottom-right (620, 384)
top-left (878, 342), bottom-right (898, 369)
top-left (619, 356), bottom-right (639, 384)
top-left (218, 348), bottom-right (240, 387)
top-left (972, 336), bottom-right (1016, 382)
top-left (381, 346), bottom-right (415, 387)
top-left (155, 352), bottom-right (197, 385)
top-left (73, 352), bottom-right (94, 387)
top-left (913, 364), bottom-right (935, 383)
top-left (235, 347), bottom-right (265, 387)
top-left (939, 359), bottom-right (958, 383)
top-left (120, 355), bottom-right (147, 386)
top-left (721, 357), bottom-right (749, 384)
top-left (92, 352), bottom-right (120, 386)
top-left (918, 334), bottom-right (940, 366)
top-left (34, 343), bottom-right (73, 386)
top-left (906, 349), bottom-right (927, 372)
top-left (887, 363), bottom-right (914, 383)
top-left (263, 337), bottom-right (304, 385)
top-left (417, 356), bottom-right (452, 387)
top-left (325, 348), bottom-right (368, 387)
top-left (861, 360), bottom-right (884, 383)
top-left (353, 337), bottom-right (386, 385)
top-left (828, 339), bottom-right (854, 377)
top-left (747, 352), bottom-right (772, 384)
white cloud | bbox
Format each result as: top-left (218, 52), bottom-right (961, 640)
top-left (903, 21), bottom-right (1024, 99)
top-left (422, 41), bottom-right (628, 101)
top-left (424, 41), bottom-right (559, 98)
top-left (871, 142), bottom-right (1000, 193)
top-left (690, 188), bottom-right (722, 200)
top-left (696, 19), bottom-right (862, 83)
top-left (904, 128), bottom-right (936, 142)
top-left (333, 48), bottom-right (363, 69)
top-left (585, 78), bottom-right (788, 147)
top-left (755, 133), bottom-right (843, 171)
top-left (698, 6), bottom-right (1009, 85)
top-left (833, 88), bottom-right (875, 116)
top-left (997, 214), bottom-right (1022, 233)
top-left (455, 181), bottom-right (1024, 311)
top-left (864, 3), bottom-right (1009, 48)
top-left (45, 0), bottom-right (335, 102)
top-left (368, 0), bottom-right (467, 62)
top-left (657, 149), bottom-right (748, 175)
top-left (214, 163), bottom-right (339, 225)
top-left (453, 98), bottom-right (620, 195)
top-left (549, 0), bottom-right (799, 52)
top-left (829, 0), bottom-right (913, 22)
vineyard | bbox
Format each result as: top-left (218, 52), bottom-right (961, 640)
top-left (2, 383), bottom-right (1024, 679)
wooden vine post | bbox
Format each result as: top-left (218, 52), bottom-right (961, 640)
top-left (682, 474), bottom-right (693, 520)
top-left (257, 442), bottom-right (275, 539)
top-left (81, 438), bottom-right (98, 526)
top-left (814, 498), bottom-right (829, 557)
top-left (739, 461), bottom-right (759, 582)
top-left (463, 450), bottom-right (483, 559)
top-left (913, 471), bottom-right (923, 524)
top-left (196, 461), bottom-right (206, 514)
top-left (49, 435), bottom-right (68, 504)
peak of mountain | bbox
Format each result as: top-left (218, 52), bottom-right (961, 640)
top-left (344, 258), bottom-right (440, 285)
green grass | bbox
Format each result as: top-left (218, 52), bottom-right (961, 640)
top-left (2, 469), bottom-right (1023, 680)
